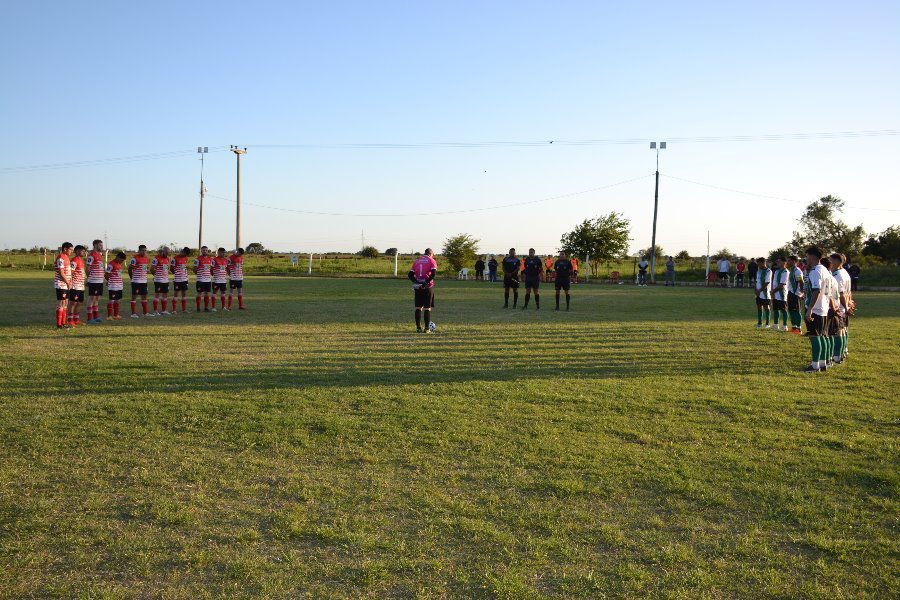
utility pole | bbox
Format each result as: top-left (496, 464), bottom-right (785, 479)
top-left (649, 141), bottom-right (667, 284)
top-left (230, 145), bottom-right (247, 249)
top-left (197, 147), bottom-right (208, 249)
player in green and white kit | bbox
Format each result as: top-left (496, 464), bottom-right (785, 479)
top-left (828, 253), bottom-right (852, 364)
top-left (770, 257), bottom-right (790, 331)
top-left (753, 257), bottom-right (772, 328)
top-left (786, 256), bottom-right (805, 334)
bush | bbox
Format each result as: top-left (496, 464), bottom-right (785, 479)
top-left (442, 234), bottom-right (479, 273)
top-left (357, 246), bottom-right (380, 258)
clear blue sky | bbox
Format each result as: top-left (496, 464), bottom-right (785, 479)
top-left (1, 0), bottom-right (898, 257)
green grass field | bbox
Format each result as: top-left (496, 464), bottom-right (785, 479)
top-left (1, 273), bottom-right (897, 598)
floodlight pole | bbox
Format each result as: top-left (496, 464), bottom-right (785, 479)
top-left (230, 146), bottom-right (247, 249)
top-left (649, 141), bottom-right (666, 284)
top-left (197, 147), bottom-right (208, 249)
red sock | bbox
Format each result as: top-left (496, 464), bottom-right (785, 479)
top-left (142, 300), bottom-right (148, 314)
top-left (228, 295), bottom-right (233, 309)
top-left (107, 303), bottom-right (113, 317)
top-left (181, 298), bottom-right (187, 312)
top-left (131, 300), bottom-right (137, 315)
top-left (74, 313), bottom-right (80, 325)
top-left (114, 302), bottom-right (120, 317)
top-left (196, 296), bottom-right (201, 310)
top-left (55, 308), bottom-right (62, 326)
top-left (153, 299), bottom-right (158, 312)
top-left (171, 298), bottom-right (176, 312)
top-left (204, 296), bottom-right (210, 309)
top-left (238, 294), bottom-right (244, 308)
top-left (220, 296), bottom-right (225, 309)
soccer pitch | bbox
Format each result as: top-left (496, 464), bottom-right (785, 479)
top-left (1, 273), bottom-right (897, 598)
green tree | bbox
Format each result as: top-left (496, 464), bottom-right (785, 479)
top-left (790, 195), bottom-right (866, 255)
top-left (384, 247), bottom-right (398, 256)
top-left (357, 245), bottom-right (380, 258)
top-left (638, 245), bottom-right (665, 262)
top-left (245, 242), bottom-right (270, 255)
top-left (441, 234), bottom-right (479, 273)
top-left (862, 226), bottom-right (900, 262)
top-left (675, 250), bottom-right (691, 261)
top-left (713, 248), bottom-right (735, 261)
top-left (560, 213), bottom-right (631, 276)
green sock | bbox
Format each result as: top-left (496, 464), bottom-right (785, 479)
top-left (836, 335), bottom-right (845, 358)
top-left (791, 310), bottom-right (800, 327)
top-left (780, 310), bottom-right (787, 326)
top-left (773, 310), bottom-right (779, 326)
top-left (826, 336), bottom-right (834, 360)
top-left (844, 331), bottom-right (849, 353)
top-left (757, 308), bottom-right (762, 325)
top-left (764, 308), bottom-right (770, 325)
top-left (818, 336), bottom-right (828, 363)
top-left (810, 336), bottom-right (820, 363)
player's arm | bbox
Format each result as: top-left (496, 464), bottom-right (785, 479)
top-left (424, 268), bottom-right (436, 284)
top-left (128, 261), bottom-right (134, 278)
top-left (407, 269), bottom-right (417, 284)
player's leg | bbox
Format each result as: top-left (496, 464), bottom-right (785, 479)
top-left (503, 279), bottom-right (510, 308)
top-left (533, 280), bottom-right (540, 309)
top-left (522, 283), bottom-right (531, 309)
top-left (512, 280), bottom-right (519, 308)
top-left (141, 288), bottom-right (148, 315)
top-left (555, 287), bottom-right (561, 310)
top-left (423, 290), bottom-right (433, 331)
top-left (756, 298), bottom-right (763, 326)
top-left (237, 281), bottom-right (244, 309)
top-left (763, 300), bottom-right (770, 327)
top-left (228, 284), bottom-right (233, 310)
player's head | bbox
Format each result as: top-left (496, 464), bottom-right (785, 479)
top-left (423, 248), bottom-right (433, 257)
top-left (115, 251), bottom-right (126, 262)
top-left (508, 247), bottom-right (516, 257)
top-left (236, 247), bottom-right (244, 256)
top-left (528, 248), bottom-right (535, 257)
top-left (805, 246), bottom-right (822, 265)
top-left (821, 256), bottom-right (831, 270)
top-left (775, 256), bottom-right (785, 268)
top-left (180, 246), bottom-right (191, 257)
top-left (755, 256), bottom-right (765, 266)
top-left (92, 239), bottom-right (103, 251)
top-left (74, 244), bottom-right (86, 257)
top-left (137, 244), bottom-right (147, 256)
top-left (558, 249), bottom-right (567, 258)
top-left (830, 252), bottom-right (844, 268)
top-left (160, 246), bottom-right (170, 256)
top-left (787, 255), bottom-right (798, 267)
top-left (217, 247), bottom-right (226, 257)
top-left (61, 242), bottom-right (73, 255)
top-left (200, 245), bottom-right (209, 256)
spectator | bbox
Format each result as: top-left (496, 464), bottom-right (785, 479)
top-left (570, 256), bottom-right (579, 283)
top-left (544, 255), bottom-right (554, 282)
top-left (637, 257), bottom-right (649, 286)
top-left (735, 258), bottom-right (746, 288)
top-left (474, 256), bottom-right (485, 281)
top-left (846, 261), bottom-right (861, 291)
top-left (487, 255), bottom-right (498, 283)
top-left (665, 256), bottom-right (676, 286)
top-left (747, 257), bottom-right (759, 289)
top-left (717, 256), bottom-right (731, 287)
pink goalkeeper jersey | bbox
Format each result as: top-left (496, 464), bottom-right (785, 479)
top-left (411, 255), bottom-right (438, 288)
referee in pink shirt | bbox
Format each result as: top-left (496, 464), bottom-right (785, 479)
top-left (408, 248), bottom-right (438, 333)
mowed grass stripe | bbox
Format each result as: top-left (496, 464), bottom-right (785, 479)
top-left (0, 273), bottom-right (897, 597)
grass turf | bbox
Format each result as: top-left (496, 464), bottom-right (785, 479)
top-left (0, 273), bottom-right (897, 598)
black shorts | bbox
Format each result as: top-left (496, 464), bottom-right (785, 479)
top-left (414, 287), bottom-right (435, 308)
top-left (196, 281), bottom-right (211, 293)
top-left (88, 282), bottom-right (104, 297)
top-left (756, 297), bottom-right (770, 307)
top-left (525, 276), bottom-right (540, 290)
top-left (805, 313), bottom-right (826, 336)
top-left (229, 280), bottom-right (243, 289)
top-left (555, 278), bottom-right (571, 291)
top-left (55, 288), bottom-right (69, 300)
top-left (212, 282), bottom-right (227, 293)
top-left (69, 289), bottom-right (85, 302)
top-left (475, 269), bottom-right (484, 277)
top-left (131, 283), bottom-right (148, 296)
top-left (108, 289), bottom-right (123, 301)
top-left (773, 299), bottom-right (786, 311)
top-left (503, 274), bottom-right (520, 289)
top-left (173, 281), bottom-right (188, 292)
top-left (718, 272), bottom-right (728, 279)
top-left (788, 292), bottom-right (801, 311)
top-left (829, 310), bottom-right (844, 333)
top-left (154, 283), bottom-right (170, 294)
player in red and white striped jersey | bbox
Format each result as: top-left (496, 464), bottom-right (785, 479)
top-left (150, 246), bottom-right (171, 316)
top-left (105, 251), bottom-right (127, 320)
top-left (211, 247), bottom-right (229, 311)
top-left (227, 247), bottom-right (246, 310)
top-left (170, 247), bottom-right (191, 313)
top-left (128, 244), bottom-right (150, 317)
top-left (193, 246), bottom-right (214, 312)
top-left (68, 245), bottom-right (87, 326)
top-left (85, 239), bottom-right (105, 323)
top-left (54, 242), bottom-right (74, 329)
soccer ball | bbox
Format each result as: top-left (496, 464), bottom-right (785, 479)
top-left (428, 321), bottom-right (437, 332)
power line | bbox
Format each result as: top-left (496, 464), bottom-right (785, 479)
top-left (662, 173), bottom-right (900, 212)
top-left (0, 146), bottom-right (230, 174)
top-left (205, 173), bottom-right (653, 217)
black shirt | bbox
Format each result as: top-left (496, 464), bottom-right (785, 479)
top-left (523, 256), bottom-right (543, 277)
top-left (488, 259), bottom-right (498, 272)
top-left (748, 262), bottom-right (759, 275)
top-left (475, 259), bottom-right (485, 271)
top-left (554, 259), bottom-right (573, 279)
top-left (502, 256), bottom-right (520, 275)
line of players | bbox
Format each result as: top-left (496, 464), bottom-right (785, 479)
top-left (51, 240), bottom-right (246, 329)
top-left (499, 248), bottom-right (576, 310)
top-left (751, 247), bottom-right (854, 373)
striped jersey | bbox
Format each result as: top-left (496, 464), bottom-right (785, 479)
top-left (70, 256), bottom-right (86, 291)
top-left (129, 255), bottom-right (149, 283)
top-left (806, 264), bottom-right (832, 316)
top-left (771, 267), bottom-right (788, 301)
top-left (151, 255), bottom-right (170, 283)
top-left (105, 261), bottom-right (124, 291)
top-left (171, 255), bottom-right (189, 282)
top-left (54, 253), bottom-right (71, 289)
top-left (789, 266), bottom-right (803, 295)
top-left (227, 254), bottom-right (244, 280)
top-left (756, 267), bottom-right (772, 299)
top-left (832, 268), bottom-right (851, 314)
top-left (194, 255), bottom-right (213, 282)
top-left (212, 257), bottom-right (229, 283)
top-left (86, 250), bottom-right (105, 283)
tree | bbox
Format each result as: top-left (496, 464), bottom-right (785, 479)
top-left (713, 247), bottom-right (735, 261)
top-left (790, 195), bottom-right (866, 256)
top-left (675, 250), bottom-right (691, 261)
top-left (357, 245), bottom-right (380, 258)
top-left (384, 247), bottom-right (398, 256)
top-left (245, 242), bottom-right (270, 255)
top-left (637, 245), bottom-right (665, 262)
top-left (767, 244), bottom-right (795, 263)
top-left (441, 233), bottom-right (479, 273)
top-left (862, 225), bottom-right (900, 262)
top-left (560, 213), bottom-right (631, 276)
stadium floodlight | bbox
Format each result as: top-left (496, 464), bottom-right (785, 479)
top-left (198, 146), bottom-right (209, 248)
top-left (230, 146), bottom-right (248, 249)
top-left (648, 141), bottom-right (667, 284)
